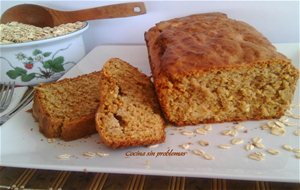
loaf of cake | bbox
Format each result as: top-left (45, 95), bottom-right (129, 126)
top-left (145, 13), bottom-right (299, 126)
top-left (32, 72), bottom-right (100, 141)
top-left (95, 58), bottom-right (165, 148)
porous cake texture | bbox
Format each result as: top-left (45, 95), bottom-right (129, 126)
top-left (145, 13), bottom-right (299, 126)
top-left (95, 58), bottom-right (165, 148)
top-left (32, 72), bottom-right (100, 141)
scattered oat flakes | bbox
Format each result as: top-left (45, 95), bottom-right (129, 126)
top-left (251, 137), bottom-right (262, 144)
top-left (293, 148), bottom-right (300, 153)
top-left (0, 21), bottom-right (85, 44)
top-left (279, 117), bottom-right (289, 123)
top-left (233, 124), bottom-right (245, 131)
top-left (267, 121), bottom-right (275, 127)
top-left (260, 124), bottom-right (270, 130)
top-left (267, 148), bottom-right (280, 155)
top-left (147, 144), bottom-right (159, 148)
top-left (274, 121), bottom-right (285, 128)
top-left (282, 144), bottom-right (293, 151)
top-left (221, 129), bottom-right (237, 137)
top-left (282, 121), bottom-right (298, 126)
top-left (254, 142), bottom-right (265, 149)
top-left (245, 143), bottom-right (255, 151)
top-left (203, 153), bottom-right (215, 160)
top-left (179, 143), bottom-right (191, 150)
top-left (293, 129), bottom-right (300, 136)
top-left (278, 117), bottom-right (297, 126)
top-left (57, 154), bottom-right (71, 160)
top-left (230, 129), bottom-right (238, 136)
top-left (195, 128), bottom-right (207, 135)
top-left (221, 129), bottom-right (232, 136)
top-left (248, 152), bottom-right (265, 161)
top-left (295, 153), bottom-right (300, 159)
top-left (83, 151), bottom-right (96, 158)
top-left (198, 140), bottom-right (209, 146)
top-left (271, 127), bottom-right (285, 136)
top-left (264, 119), bottom-right (290, 136)
top-left (192, 149), bottom-right (205, 156)
top-left (47, 138), bottom-right (56, 143)
top-left (231, 138), bottom-right (244, 145)
top-left (204, 124), bottom-right (212, 131)
top-left (218, 144), bottom-right (231, 149)
top-left (251, 137), bottom-right (265, 149)
top-left (181, 130), bottom-right (194, 136)
top-left (96, 152), bottom-right (110, 157)
top-left (285, 110), bottom-right (300, 119)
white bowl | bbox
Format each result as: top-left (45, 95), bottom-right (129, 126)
top-left (0, 22), bottom-right (89, 86)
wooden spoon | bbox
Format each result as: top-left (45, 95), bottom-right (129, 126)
top-left (0, 2), bottom-right (146, 27)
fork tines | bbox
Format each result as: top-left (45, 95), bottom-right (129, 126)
top-left (0, 82), bottom-right (15, 113)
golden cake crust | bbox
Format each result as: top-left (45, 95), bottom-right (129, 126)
top-left (145, 13), bottom-right (288, 79)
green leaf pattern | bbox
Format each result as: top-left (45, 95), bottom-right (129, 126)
top-left (32, 49), bottom-right (42, 55)
top-left (5, 46), bottom-right (71, 82)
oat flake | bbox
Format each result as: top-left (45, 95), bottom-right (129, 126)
top-left (254, 142), bottom-right (265, 149)
top-left (267, 148), bottom-right (279, 155)
top-left (274, 121), bottom-right (285, 128)
top-left (198, 140), bottom-right (209, 146)
top-left (204, 124), bottom-right (212, 131)
top-left (245, 143), bottom-right (255, 151)
top-left (83, 151), bottom-right (96, 158)
top-left (293, 148), bottom-right (300, 153)
top-left (248, 152), bottom-right (265, 161)
top-left (195, 128), bottom-right (207, 135)
top-left (279, 117), bottom-right (289, 123)
top-left (271, 127), bottom-right (285, 136)
top-left (97, 152), bottom-right (110, 157)
top-left (221, 129), bottom-right (237, 137)
top-left (282, 144), bottom-right (293, 151)
top-left (233, 124), bottom-right (245, 131)
top-left (231, 138), bottom-right (244, 145)
top-left (203, 153), bottom-right (215, 160)
top-left (181, 130), bottom-right (194, 136)
top-left (57, 154), bottom-right (71, 160)
top-left (179, 143), bottom-right (190, 150)
top-left (251, 137), bottom-right (262, 144)
top-left (192, 149), bottom-right (205, 156)
top-left (47, 138), bottom-right (56, 143)
top-left (218, 144), bottom-right (231, 149)
top-left (293, 129), bottom-right (300, 136)
top-left (147, 144), bottom-right (159, 148)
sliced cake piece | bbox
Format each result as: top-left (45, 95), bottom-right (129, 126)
top-left (96, 58), bottom-right (166, 148)
top-left (32, 72), bottom-right (101, 141)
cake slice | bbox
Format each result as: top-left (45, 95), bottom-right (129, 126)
top-left (145, 13), bottom-right (299, 126)
top-left (95, 58), bottom-right (166, 148)
top-left (32, 72), bottom-right (100, 141)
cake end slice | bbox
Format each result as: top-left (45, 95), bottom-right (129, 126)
top-left (95, 58), bottom-right (166, 148)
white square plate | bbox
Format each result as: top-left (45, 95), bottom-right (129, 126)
top-left (1, 44), bottom-right (299, 182)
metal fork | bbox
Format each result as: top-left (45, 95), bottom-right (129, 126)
top-left (0, 88), bottom-right (34, 126)
top-left (0, 82), bottom-right (15, 113)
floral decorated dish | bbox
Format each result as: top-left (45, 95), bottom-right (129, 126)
top-left (0, 22), bottom-right (89, 86)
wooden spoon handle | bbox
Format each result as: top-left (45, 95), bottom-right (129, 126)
top-left (47, 2), bottom-right (146, 26)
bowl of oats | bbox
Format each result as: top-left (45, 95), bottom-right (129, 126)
top-left (0, 21), bottom-right (88, 86)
